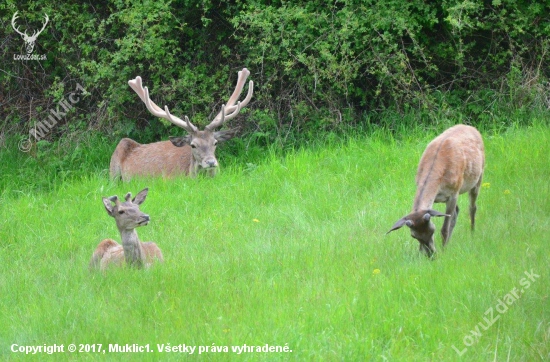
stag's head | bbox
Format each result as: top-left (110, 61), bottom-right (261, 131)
top-left (128, 68), bottom-right (253, 176)
top-left (103, 188), bottom-right (150, 232)
top-left (11, 12), bottom-right (49, 54)
top-left (168, 115), bottom-right (240, 172)
top-left (386, 209), bottom-right (449, 256)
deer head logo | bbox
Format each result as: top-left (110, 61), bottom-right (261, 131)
top-left (11, 11), bottom-right (49, 54)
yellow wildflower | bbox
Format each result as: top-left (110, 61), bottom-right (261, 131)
top-left (482, 182), bottom-right (491, 188)
top-left (253, 219), bottom-right (260, 223)
top-left (504, 189), bottom-right (511, 195)
top-left (373, 269), bottom-right (381, 276)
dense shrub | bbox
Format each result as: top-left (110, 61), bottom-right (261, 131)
top-left (0, 0), bottom-right (549, 147)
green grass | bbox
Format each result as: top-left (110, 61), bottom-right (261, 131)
top-left (1, 123), bottom-right (549, 361)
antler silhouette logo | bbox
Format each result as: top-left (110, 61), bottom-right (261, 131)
top-left (11, 11), bottom-right (49, 54)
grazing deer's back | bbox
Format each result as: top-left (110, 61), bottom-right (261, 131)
top-left (416, 125), bottom-right (484, 189)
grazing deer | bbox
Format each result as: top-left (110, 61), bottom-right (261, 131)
top-left (386, 125), bottom-right (485, 256)
top-left (89, 188), bottom-right (163, 270)
top-left (110, 68), bottom-right (254, 181)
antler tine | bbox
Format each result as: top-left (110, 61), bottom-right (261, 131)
top-left (219, 105), bottom-right (225, 125)
top-left (205, 104), bottom-right (227, 131)
top-left (224, 101), bottom-right (241, 121)
top-left (165, 106), bottom-right (198, 133)
top-left (124, 192), bottom-right (132, 202)
top-left (226, 80), bottom-right (253, 112)
top-left (128, 76), bottom-right (198, 134)
top-left (207, 68), bottom-right (254, 130)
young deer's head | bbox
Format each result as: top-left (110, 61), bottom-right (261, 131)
top-left (103, 188), bottom-right (150, 232)
top-left (387, 209), bottom-right (448, 256)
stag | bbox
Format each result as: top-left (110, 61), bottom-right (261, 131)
top-left (110, 68), bottom-right (253, 181)
top-left (11, 12), bottom-right (49, 54)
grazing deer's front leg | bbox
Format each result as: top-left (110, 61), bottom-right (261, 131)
top-left (441, 195), bottom-right (459, 246)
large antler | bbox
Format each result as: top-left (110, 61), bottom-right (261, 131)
top-left (128, 76), bottom-right (198, 133)
top-left (206, 68), bottom-right (254, 131)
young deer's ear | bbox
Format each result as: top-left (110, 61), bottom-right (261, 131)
top-left (170, 135), bottom-right (192, 147)
top-left (102, 196), bottom-right (116, 217)
top-left (132, 188), bottom-right (149, 205)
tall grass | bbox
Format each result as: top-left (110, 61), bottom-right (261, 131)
top-left (0, 122), bottom-right (548, 361)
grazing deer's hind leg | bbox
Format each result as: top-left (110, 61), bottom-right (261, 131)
top-left (469, 178), bottom-right (482, 231)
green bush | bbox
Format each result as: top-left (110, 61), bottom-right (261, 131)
top-left (1, 0), bottom-right (549, 147)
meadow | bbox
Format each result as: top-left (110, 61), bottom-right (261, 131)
top-left (0, 122), bottom-right (548, 361)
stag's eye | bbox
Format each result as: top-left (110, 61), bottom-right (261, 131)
top-left (191, 144), bottom-right (197, 149)
top-left (118, 210), bottom-right (125, 214)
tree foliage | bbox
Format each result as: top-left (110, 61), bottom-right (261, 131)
top-left (1, 0), bottom-right (549, 146)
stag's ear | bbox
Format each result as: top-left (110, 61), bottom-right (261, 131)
top-left (102, 197), bottom-right (116, 217)
top-left (387, 217), bottom-right (412, 234)
top-left (214, 128), bottom-right (239, 143)
top-left (132, 188), bottom-right (149, 205)
top-left (170, 135), bottom-right (192, 147)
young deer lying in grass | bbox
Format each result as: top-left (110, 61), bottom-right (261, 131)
top-left (89, 188), bottom-right (163, 270)
top-left (387, 124), bottom-right (485, 256)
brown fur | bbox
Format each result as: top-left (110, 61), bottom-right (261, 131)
top-left (387, 125), bottom-right (485, 256)
top-left (111, 68), bottom-right (253, 181)
top-left (89, 188), bottom-right (164, 271)
top-left (89, 239), bottom-right (164, 271)
top-left (110, 138), bottom-right (193, 181)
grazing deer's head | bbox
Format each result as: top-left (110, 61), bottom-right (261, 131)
top-left (102, 188), bottom-right (150, 232)
top-left (127, 69), bottom-right (253, 175)
top-left (387, 209), bottom-right (448, 256)
top-left (11, 11), bottom-right (49, 54)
